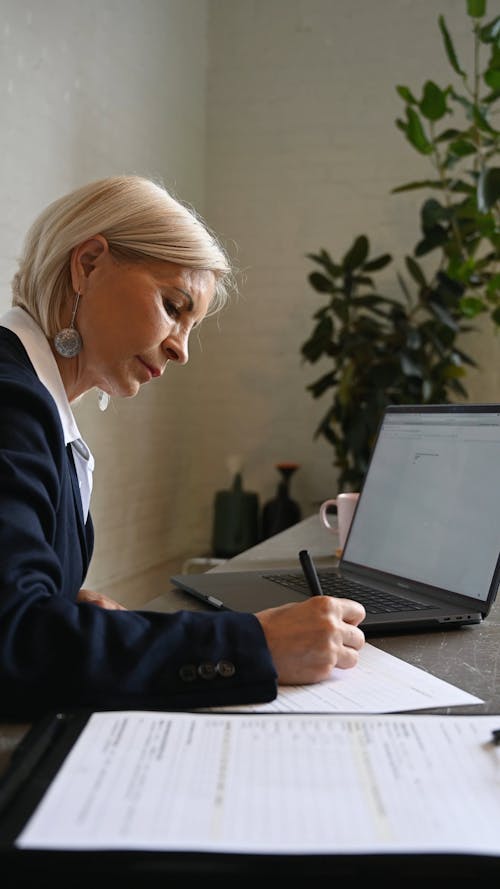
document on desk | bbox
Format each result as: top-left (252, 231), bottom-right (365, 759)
top-left (16, 710), bottom-right (500, 855)
top-left (209, 643), bottom-right (483, 713)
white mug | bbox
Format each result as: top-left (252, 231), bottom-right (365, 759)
top-left (319, 492), bottom-right (360, 553)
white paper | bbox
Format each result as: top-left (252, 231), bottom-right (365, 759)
top-left (17, 711), bottom-right (500, 855)
top-left (208, 643), bottom-right (483, 713)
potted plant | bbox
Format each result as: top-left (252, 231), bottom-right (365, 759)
top-left (301, 0), bottom-right (500, 491)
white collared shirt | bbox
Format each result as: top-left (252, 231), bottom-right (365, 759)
top-left (0, 306), bottom-right (94, 521)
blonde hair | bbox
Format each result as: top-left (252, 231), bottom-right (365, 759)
top-left (12, 175), bottom-right (234, 335)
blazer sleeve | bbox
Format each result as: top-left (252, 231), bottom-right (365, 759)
top-left (0, 345), bottom-right (278, 719)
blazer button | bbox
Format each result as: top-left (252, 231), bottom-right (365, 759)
top-left (216, 660), bottom-right (236, 678)
top-left (179, 664), bottom-right (197, 682)
top-left (198, 662), bottom-right (216, 680)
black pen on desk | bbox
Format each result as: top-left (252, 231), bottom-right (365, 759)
top-left (299, 549), bottom-right (324, 596)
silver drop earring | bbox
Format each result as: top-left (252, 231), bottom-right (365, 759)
top-left (53, 292), bottom-right (83, 358)
top-left (97, 388), bottom-right (110, 412)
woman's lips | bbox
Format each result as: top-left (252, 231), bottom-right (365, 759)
top-left (136, 357), bottom-right (161, 378)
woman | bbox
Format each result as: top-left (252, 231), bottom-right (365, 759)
top-left (0, 175), bottom-right (365, 718)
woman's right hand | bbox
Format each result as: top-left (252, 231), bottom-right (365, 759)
top-left (255, 595), bottom-right (366, 686)
top-left (77, 588), bottom-right (127, 610)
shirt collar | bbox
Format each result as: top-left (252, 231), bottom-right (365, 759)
top-left (0, 306), bottom-right (83, 448)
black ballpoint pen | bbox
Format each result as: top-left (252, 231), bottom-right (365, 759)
top-left (299, 549), bottom-right (324, 596)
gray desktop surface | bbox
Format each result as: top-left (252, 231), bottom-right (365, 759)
top-left (146, 514), bottom-right (500, 717)
top-left (1, 514), bottom-right (499, 779)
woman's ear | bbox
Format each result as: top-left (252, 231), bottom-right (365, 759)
top-left (70, 235), bottom-right (109, 293)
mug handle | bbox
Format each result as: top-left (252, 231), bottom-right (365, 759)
top-left (319, 499), bottom-right (337, 531)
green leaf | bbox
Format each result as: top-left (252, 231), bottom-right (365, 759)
top-left (331, 297), bottom-right (349, 323)
top-left (420, 81), bottom-right (448, 120)
top-left (404, 107), bottom-right (433, 154)
top-left (467, 0), bottom-right (486, 18)
top-left (308, 271), bottom-right (334, 293)
top-left (351, 274), bottom-right (375, 287)
top-left (477, 167), bottom-right (500, 211)
top-left (435, 271), bottom-right (465, 300)
top-left (401, 353), bottom-right (423, 377)
top-left (301, 316), bottom-right (334, 362)
top-left (314, 412), bottom-right (338, 446)
top-left (342, 235), bottom-right (369, 272)
top-left (443, 364), bottom-right (466, 379)
top-left (439, 15), bottom-right (466, 76)
top-left (486, 274), bottom-right (500, 296)
top-left (449, 180), bottom-right (476, 194)
top-left (391, 179), bottom-right (445, 194)
top-left (415, 226), bottom-right (449, 256)
top-left (483, 88), bottom-right (500, 104)
top-left (449, 89), bottom-right (474, 117)
top-left (421, 198), bottom-right (447, 230)
top-left (396, 84), bottom-right (418, 104)
top-left (459, 295), bottom-right (487, 317)
top-left (405, 256), bottom-right (428, 287)
top-left (449, 378), bottom-right (469, 397)
top-left (306, 250), bottom-right (342, 278)
top-left (362, 253), bottom-right (392, 272)
top-left (397, 272), bottom-right (412, 304)
top-left (472, 103), bottom-right (498, 134)
top-left (435, 127), bottom-right (464, 142)
top-left (484, 68), bottom-right (500, 90)
top-left (352, 294), bottom-right (396, 308)
top-left (448, 138), bottom-right (477, 157)
top-left (479, 15), bottom-right (500, 41)
top-left (428, 300), bottom-right (460, 330)
top-left (453, 347), bottom-right (478, 368)
top-left (306, 371), bottom-right (336, 398)
top-left (492, 305), bottom-right (500, 325)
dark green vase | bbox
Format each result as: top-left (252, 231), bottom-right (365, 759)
top-left (262, 463), bottom-right (301, 540)
top-left (212, 472), bottom-right (260, 558)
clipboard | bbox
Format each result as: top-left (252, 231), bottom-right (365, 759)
top-left (0, 709), bottom-right (499, 888)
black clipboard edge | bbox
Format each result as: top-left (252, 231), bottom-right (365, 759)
top-left (1, 849), bottom-right (500, 889)
top-left (0, 709), bottom-right (92, 844)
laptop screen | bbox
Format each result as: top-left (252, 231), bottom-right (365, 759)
top-left (342, 407), bottom-right (500, 602)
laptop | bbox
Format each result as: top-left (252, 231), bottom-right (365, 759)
top-left (171, 404), bottom-right (500, 635)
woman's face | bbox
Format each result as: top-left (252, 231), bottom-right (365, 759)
top-left (59, 237), bottom-right (216, 401)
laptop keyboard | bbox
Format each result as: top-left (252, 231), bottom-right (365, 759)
top-left (263, 572), bottom-right (436, 614)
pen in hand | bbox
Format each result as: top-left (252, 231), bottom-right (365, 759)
top-left (299, 549), bottom-right (324, 596)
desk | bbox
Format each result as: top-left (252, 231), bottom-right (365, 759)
top-left (144, 513), bottom-right (500, 715)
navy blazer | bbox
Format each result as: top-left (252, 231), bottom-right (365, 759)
top-left (0, 329), bottom-right (277, 718)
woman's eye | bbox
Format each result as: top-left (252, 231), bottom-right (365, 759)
top-left (163, 299), bottom-right (181, 319)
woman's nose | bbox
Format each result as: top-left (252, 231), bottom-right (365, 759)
top-left (163, 332), bottom-right (189, 365)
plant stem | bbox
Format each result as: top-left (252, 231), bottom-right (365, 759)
top-left (430, 121), bottom-right (465, 261)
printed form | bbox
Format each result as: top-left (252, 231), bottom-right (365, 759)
top-left (17, 710), bottom-right (500, 855)
top-left (209, 642), bottom-right (483, 713)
